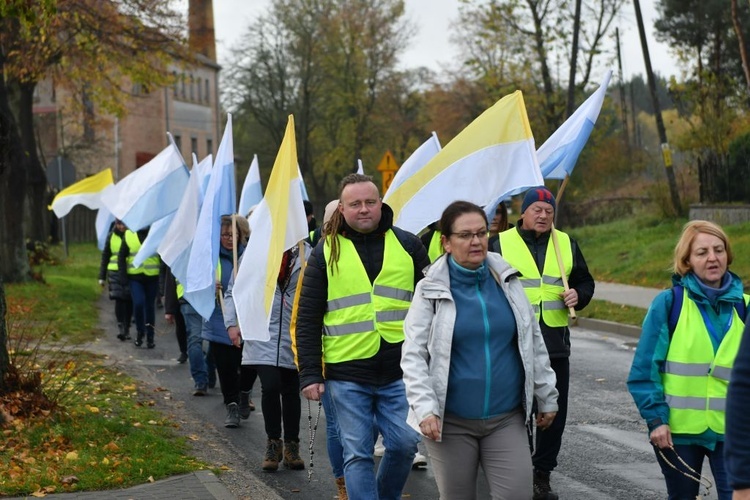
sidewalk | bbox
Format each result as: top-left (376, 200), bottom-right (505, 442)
top-left (7, 470), bottom-right (235, 500)
top-left (575, 281), bottom-right (664, 338)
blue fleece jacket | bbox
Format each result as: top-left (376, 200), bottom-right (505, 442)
top-left (202, 245), bottom-right (244, 345)
top-left (444, 256), bottom-right (523, 419)
top-left (627, 271), bottom-right (746, 449)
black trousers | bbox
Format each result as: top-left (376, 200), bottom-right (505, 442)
top-left (252, 365), bottom-right (301, 441)
top-left (533, 356), bottom-right (569, 473)
top-left (114, 299), bottom-right (133, 329)
top-left (239, 364), bottom-right (257, 392)
top-left (173, 310), bottom-right (187, 354)
top-left (208, 341), bottom-right (242, 405)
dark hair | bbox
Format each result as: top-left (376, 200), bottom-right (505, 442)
top-left (439, 201), bottom-right (488, 237)
top-left (325, 173), bottom-right (379, 273)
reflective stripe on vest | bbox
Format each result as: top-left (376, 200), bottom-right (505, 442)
top-left (124, 230), bottom-right (160, 276)
top-left (499, 228), bottom-right (572, 326)
top-left (661, 288), bottom-right (747, 435)
top-left (107, 233), bottom-right (123, 271)
top-left (427, 230), bottom-right (443, 263)
top-left (322, 230), bottom-right (414, 364)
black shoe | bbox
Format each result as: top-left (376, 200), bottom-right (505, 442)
top-left (134, 337), bottom-right (143, 347)
top-left (177, 352), bottom-right (188, 364)
top-left (193, 385), bottom-right (207, 396)
top-left (147, 342), bottom-right (155, 349)
top-left (117, 333), bottom-right (126, 341)
top-left (533, 470), bottom-right (559, 500)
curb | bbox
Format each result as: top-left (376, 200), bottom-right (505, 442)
top-left (194, 471), bottom-right (236, 500)
top-left (575, 317), bottom-right (641, 339)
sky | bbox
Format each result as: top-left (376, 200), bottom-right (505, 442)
top-left (211, 0), bottom-right (681, 84)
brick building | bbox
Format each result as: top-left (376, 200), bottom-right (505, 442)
top-left (34, 0), bottom-right (221, 182)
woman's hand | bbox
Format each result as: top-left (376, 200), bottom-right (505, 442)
top-left (650, 424), bottom-right (673, 449)
top-left (419, 415), bottom-right (441, 441)
top-left (536, 412), bottom-right (556, 430)
top-left (227, 326), bottom-right (242, 348)
top-left (302, 383), bottom-right (325, 401)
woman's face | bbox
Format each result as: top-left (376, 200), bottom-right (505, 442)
top-left (688, 232), bottom-right (728, 288)
top-left (442, 212), bottom-right (488, 270)
top-left (220, 226), bottom-right (234, 250)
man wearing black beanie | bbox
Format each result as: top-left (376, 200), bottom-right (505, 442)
top-left (490, 186), bottom-right (595, 500)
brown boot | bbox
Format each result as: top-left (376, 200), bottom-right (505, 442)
top-left (262, 438), bottom-right (283, 472)
top-left (282, 440), bottom-right (305, 470)
top-left (335, 476), bottom-right (348, 500)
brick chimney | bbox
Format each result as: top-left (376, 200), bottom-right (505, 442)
top-left (188, 0), bottom-right (216, 61)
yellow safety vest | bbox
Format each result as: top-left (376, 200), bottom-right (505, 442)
top-left (107, 233), bottom-right (123, 271)
top-left (427, 230), bottom-right (443, 263)
top-left (499, 228), bottom-right (572, 327)
top-left (322, 230), bottom-right (414, 364)
top-left (662, 289), bottom-right (747, 435)
top-left (124, 230), bottom-right (160, 276)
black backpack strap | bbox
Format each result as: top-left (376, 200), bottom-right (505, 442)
top-left (735, 294), bottom-right (748, 324)
top-left (668, 285), bottom-right (684, 339)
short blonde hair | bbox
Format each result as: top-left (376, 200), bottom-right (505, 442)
top-left (673, 220), bottom-right (733, 276)
top-left (221, 214), bottom-right (250, 246)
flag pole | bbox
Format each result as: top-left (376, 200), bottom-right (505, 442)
top-left (231, 214), bottom-right (238, 280)
top-left (550, 222), bottom-right (577, 321)
top-left (555, 175), bottom-right (571, 206)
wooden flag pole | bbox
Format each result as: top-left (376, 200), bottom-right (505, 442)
top-left (231, 214), bottom-right (239, 280)
top-left (550, 222), bottom-right (577, 321)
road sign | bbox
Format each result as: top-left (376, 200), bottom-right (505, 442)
top-left (45, 156), bottom-right (76, 189)
top-left (376, 151), bottom-right (399, 193)
top-left (376, 150), bottom-right (399, 172)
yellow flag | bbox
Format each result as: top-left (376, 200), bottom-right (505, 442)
top-left (49, 169), bottom-right (114, 217)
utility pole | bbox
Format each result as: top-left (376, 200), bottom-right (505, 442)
top-left (566, 0), bottom-right (582, 118)
top-left (615, 28), bottom-right (631, 156)
top-left (633, 0), bottom-right (682, 215)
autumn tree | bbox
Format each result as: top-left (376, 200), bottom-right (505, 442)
top-left (226, 0), bottom-right (412, 202)
top-left (0, 0), bottom-right (191, 283)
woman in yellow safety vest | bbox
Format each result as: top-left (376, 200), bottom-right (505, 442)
top-left (98, 219), bottom-right (133, 341)
top-left (628, 220), bottom-right (748, 500)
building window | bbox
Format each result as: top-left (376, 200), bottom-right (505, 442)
top-left (189, 75), bottom-right (195, 101)
top-left (196, 78), bottom-right (202, 102)
top-left (173, 134), bottom-right (182, 154)
top-left (205, 79), bottom-right (210, 104)
top-left (191, 137), bottom-right (198, 155)
top-left (206, 139), bottom-right (213, 155)
top-left (180, 76), bottom-right (185, 99)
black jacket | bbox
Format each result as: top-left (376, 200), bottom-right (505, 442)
top-left (296, 204), bottom-right (430, 389)
top-left (490, 224), bottom-right (595, 358)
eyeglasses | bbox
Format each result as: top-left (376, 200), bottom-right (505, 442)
top-left (452, 231), bottom-right (489, 241)
top-left (220, 233), bottom-right (233, 239)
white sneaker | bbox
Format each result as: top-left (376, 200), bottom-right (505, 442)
top-left (412, 452), bottom-right (427, 469)
top-left (374, 434), bottom-right (385, 457)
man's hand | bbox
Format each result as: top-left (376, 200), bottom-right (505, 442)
top-left (302, 383), bottom-right (325, 401)
top-left (734, 488), bottom-right (750, 499)
top-left (419, 415), bottom-right (441, 441)
top-left (562, 288), bottom-right (578, 308)
top-left (165, 314), bottom-right (174, 325)
top-left (227, 326), bottom-right (242, 348)
top-left (536, 412), bottom-right (556, 430)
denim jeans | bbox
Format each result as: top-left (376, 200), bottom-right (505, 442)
top-left (654, 442), bottom-right (730, 500)
top-left (180, 302), bottom-right (208, 388)
top-left (327, 379), bottom-right (419, 500)
top-left (321, 389), bottom-right (345, 479)
top-left (129, 278), bottom-right (157, 341)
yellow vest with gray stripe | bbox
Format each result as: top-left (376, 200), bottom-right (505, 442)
top-left (107, 233), bottom-right (123, 271)
top-left (499, 228), bottom-right (572, 327)
top-left (662, 289), bottom-right (746, 435)
top-left (427, 230), bottom-right (443, 263)
top-left (124, 230), bottom-right (160, 276)
top-left (322, 231), bottom-right (414, 364)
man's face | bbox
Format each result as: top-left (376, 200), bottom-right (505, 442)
top-left (521, 201), bottom-right (554, 235)
top-left (339, 182), bottom-right (382, 234)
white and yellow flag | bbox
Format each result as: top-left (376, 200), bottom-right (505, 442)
top-left (232, 115), bottom-right (309, 342)
top-left (387, 91), bottom-right (544, 235)
top-left (49, 169), bottom-right (114, 218)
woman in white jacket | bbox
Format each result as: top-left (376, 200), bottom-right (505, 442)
top-left (402, 200), bottom-right (558, 500)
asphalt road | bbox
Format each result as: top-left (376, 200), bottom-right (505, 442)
top-left (92, 295), bottom-right (720, 499)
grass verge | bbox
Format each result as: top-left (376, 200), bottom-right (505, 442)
top-left (576, 299), bottom-right (648, 327)
top-left (1, 243), bottom-right (206, 496)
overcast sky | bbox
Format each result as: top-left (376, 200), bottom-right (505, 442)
top-left (212, 0), bottom-right (679, 84)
